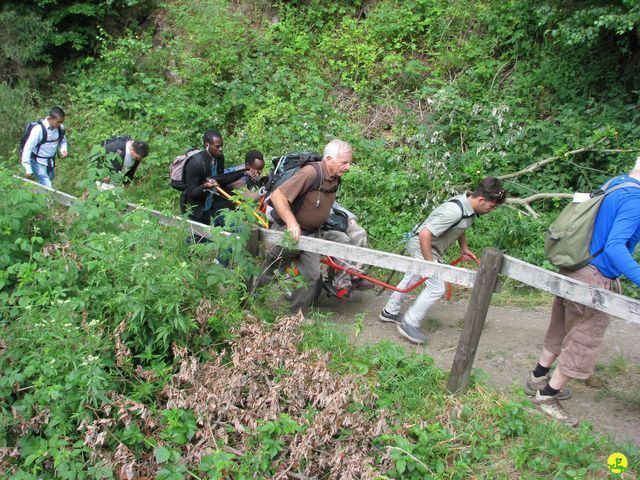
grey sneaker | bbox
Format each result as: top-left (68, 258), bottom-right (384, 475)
top-left (379, 309), bottom-right (401, 324)
top-left (524, 372), bottom-right (572, 400)
top-left (533, 390), bottom-right (579, 427)
top-left (396, 320), bottom-right (427, 345)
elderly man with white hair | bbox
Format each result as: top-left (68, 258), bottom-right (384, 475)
top-left (526, 158), bottom-right (640, 427)
top-left (258, 139), bottom-right (353, 310)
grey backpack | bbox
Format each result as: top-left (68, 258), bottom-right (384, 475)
top-left (169, 148), bottom-right (200, 191)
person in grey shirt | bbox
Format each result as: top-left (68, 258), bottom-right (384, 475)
top-left (380, 177), bottom-right (506, 344)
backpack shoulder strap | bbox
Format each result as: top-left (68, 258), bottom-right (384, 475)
top-left (408, 197), bottom-right (473, 238)
top-left (449, 198), bottom-right (475, 224)
top-left (179, 149), bottom-right (202, 185)
top-left (308, 161), bottom-right (341, 194)
top-left (307, 161), bottom-right (323, 192)
top-left (587, 181), bottom-right (640, 261)
top-left (602, 181), bottom-right (640, 195)
top-left (35, 121), bottom-right (47, 149)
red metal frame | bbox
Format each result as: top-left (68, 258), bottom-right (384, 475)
top-left (320, 256), bottom-right (429, 293)
top-left (320, 254), bottom-right (480, 295)
top-left (445, 255), bottom-right (480, 300)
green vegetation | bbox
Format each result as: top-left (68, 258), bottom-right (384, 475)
top-left (1, 171), bottom-right (637, 476)
top-left (3, 0), bottom-right (639, 265)
top-left (593, 354), bottom-right (640, 412)
top-left (2, 0), bottom-right (640, 477)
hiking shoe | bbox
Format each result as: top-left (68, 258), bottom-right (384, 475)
top-left (352, 277), bottom-right (375, 290)
top-left (524, 372), bottom-right (572, 400)
top-left (533, 390), bottom-right (579, 427)
top-left (379, 309), bottom-right (401, 324)
top-left (396, 320), bottom-right (427, 345)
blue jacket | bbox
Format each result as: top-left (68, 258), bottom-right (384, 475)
top-left (590, 174), bottom-right (640, 287)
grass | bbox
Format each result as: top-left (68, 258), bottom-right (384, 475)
top-left (440, 276), bottom-right (555, 309)
top-left (592, 355), bottom-right (640, 412)
top-left (490, 280), bottom-right (555, 309)
top-left (301, 320), bottom-right (639, 479)
top-left (423, 316), bottom-right (442, 332)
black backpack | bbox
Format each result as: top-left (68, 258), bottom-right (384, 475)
top-left (19, 121), bottom-right (65, 159)
top-left (102, 135), bottom-right (130, 152)
top-left (260, 152), bottom-right (340, 223)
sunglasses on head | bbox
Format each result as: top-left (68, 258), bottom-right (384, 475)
top-left (487, 189), bottom-right (506, 201)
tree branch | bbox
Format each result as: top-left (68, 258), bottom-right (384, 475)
top-left (286, 473), bottom-right (312, 480)
top-left (496, 139), bottom-right (639, 181)
top-left (506, 193), bottom-right (573, 218)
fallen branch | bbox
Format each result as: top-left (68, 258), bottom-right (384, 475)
top-left (496, 140), bottom-right (639, 181)
top-left (286, 473), bottom-right (312, 480)
top-left (506, 193), bottom-right (573, 218)
top-left (385, 446), bottom-right (435, 476)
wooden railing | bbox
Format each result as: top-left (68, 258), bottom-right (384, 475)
top-left (17, 177), bottom-right (640, 393)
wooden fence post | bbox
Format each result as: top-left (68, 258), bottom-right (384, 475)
top-left (447, 248), bottom-right (504, 394)
top-left (244, 227), bottom-right (260, 293)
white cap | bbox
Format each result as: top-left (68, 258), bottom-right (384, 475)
top-left (635, 156), bottom-right (640, 171)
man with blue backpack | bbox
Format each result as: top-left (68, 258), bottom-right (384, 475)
top-left (20, 106), bottom-right (68, 188)
top-left (526, 160), bottom-right (640, 427)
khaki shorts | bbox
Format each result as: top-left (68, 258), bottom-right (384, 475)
top-left (543, 266), bottom-right (613, 380)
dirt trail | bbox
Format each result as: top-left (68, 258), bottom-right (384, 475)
top-left (314, 289), bottom-right (640, 446)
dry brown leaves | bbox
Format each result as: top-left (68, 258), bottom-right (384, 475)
top-left (11, 407), bottom-right (50, 436)
top-left (162, 312), bottom-right (389, 479)
top-left (41, 241), bottom-right (82, 271)
top-left (82, 313), bottom-right (390, 479)
top-left (0, 447), bottom-right (20, 476)
top-left (78, 392), bottom-right (158, 478)
top-left (114, 320), bottom-right (132, 369)
top-left (194, 298), bottom-right (218, 331)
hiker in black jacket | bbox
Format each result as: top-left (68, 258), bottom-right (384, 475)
top-left (100, 136), bottom-right (149, 186)
top-left (180, 130), bottom-right (230, 234)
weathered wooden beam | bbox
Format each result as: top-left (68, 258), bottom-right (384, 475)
top-left (17, 176), bottom-right (79, 207)
top-left (501, 255), bottom-right (640, 324)
top-left (258, 228), bottom-right (478, 288)
top-left (16, 176), bottom-right (640, 321)
top-left (447, 248), bottom-right (504, 393)
top-left (15, 175), bottom-right (218, 239)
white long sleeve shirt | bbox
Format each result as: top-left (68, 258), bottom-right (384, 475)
top-left (122, 142), bottom-right (136, 170)
top-left (21, 118), bottom-right (68, 175)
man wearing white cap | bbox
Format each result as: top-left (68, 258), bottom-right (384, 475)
top-left (526, 158), bottom-right (640, 427)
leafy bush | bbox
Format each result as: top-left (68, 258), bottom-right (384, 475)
top-left (0, 0), bottom-right (155, 89)
top-left (0, 83), bottom-right (41, 164)
top-left (0, 172), bottom-right (262, 476)
top-left (5, 0), bottom-right (638, 260)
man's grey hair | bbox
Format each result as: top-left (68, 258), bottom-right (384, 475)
top-left (323, 139), bottom-right (352, 160)
top-left (633, 156), bottom-right (640, 173)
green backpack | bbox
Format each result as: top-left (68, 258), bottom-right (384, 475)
top-left (544, 179), bottom-right (640, 271)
